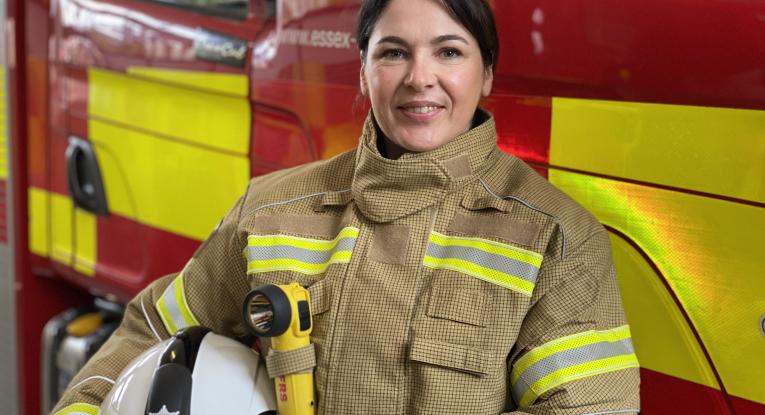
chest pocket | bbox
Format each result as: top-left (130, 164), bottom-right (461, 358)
top-left (407, 210), bottom-right (547, 413)
top-left (423, 231), bottom-right (542, 298)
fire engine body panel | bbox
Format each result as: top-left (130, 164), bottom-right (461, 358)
top-left (6, 0), bottom-right (764, 413)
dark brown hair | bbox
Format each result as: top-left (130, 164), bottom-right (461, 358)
top-left (356, 0), bottom-right (498, 72)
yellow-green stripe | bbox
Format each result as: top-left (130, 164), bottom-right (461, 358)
top-left (53, 403), bottom-right (100, 415)
top-left (511, 325), bottom-right (638, 407)
top-left (424, 232), bottom-right (543, 295)
top-left (423, 256), bottom-right (536, 296)
top-left (247, 227), bottom-right (359, 275)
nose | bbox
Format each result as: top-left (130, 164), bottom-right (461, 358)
top-left (404, 56), bottom-right (436, 91)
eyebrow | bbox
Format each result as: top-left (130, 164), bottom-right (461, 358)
top-left (376, 34), bottom-right (469, 47)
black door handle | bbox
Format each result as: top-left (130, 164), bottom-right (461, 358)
top-left (65, 137), bottom-right (109, 215)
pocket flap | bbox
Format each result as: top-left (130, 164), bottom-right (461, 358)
top-left (427, 277), bottom-right (485, 327)
top-left (409, 338), bottom-right (489, 377)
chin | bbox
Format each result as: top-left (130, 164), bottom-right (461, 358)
top-left (396, 132), bottom-right (445, 153)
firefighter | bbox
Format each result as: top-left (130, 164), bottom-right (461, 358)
top-left (54, 0), bottom-right (640, 414)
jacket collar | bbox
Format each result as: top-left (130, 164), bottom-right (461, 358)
top-left (350, 109), bottom-right (499, 223)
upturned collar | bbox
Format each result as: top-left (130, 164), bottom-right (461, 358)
top-left (351, 109), bottom-right (499, 223)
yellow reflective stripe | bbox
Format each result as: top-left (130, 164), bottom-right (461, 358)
top-left (28, 187), bottom-right (50, 257)
top-left (246, 227), bottom-right (359, 275)
top-left (247, 227), bottom-right (360, 250)
top-left (248, 253), bottom-right (353, 275)
top-left (511, 325), bottom-right (632, 384)
top-left (429, 232), bottom-right (543, 267)
top-left (423, 256), bottom-right (535, 296)
top-left (74, 208), bottom-right (96, 277)
top-left (0, 65), bottom-right (6, 178)
top-left (174, 272), bottom-right (199, 327)
top-left (518, 354), bottom-right (639, 408)
top-left (156, 295), bottom-right (177, 335)
top-left (155, 273), bottom-right (198, 335)
top-left (53, 403), bottom-right (100, 415)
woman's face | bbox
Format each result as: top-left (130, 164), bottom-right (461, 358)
top-left (361, 0), bottom-right (493, 158)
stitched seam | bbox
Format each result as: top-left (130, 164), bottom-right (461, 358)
top-left (69, 375), bottom-right (115, 390)
top-left (141, 296), bottom-right (162, 341)
top-left (581, 409), bottom-right (640, 415)
top-left (244, 189), bottom-right (352, 217)
top-left (478, 178), bottom-right (567, 259)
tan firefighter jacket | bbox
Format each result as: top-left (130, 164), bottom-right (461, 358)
top-left (54, 110), bottom-right (640, 415)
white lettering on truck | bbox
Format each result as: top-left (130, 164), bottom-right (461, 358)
top-left (280, 29), bottom-right (354, 49)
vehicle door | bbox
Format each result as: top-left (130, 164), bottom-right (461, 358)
top-left (46, 0), bottom-right (274, 301)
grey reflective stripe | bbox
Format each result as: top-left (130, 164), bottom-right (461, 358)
top-left (246, 237), bottom-right (357, 263)
top-left (426, 242), bottom-right (540, 283)
top-left (511, 338), bottom-right (636, 405)
top-left (161, 278), bottom-right (189, 331)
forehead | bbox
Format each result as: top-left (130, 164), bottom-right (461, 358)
top-left (371, 0), bottom-right (475, 44)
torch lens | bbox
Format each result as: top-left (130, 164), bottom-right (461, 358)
top-left (247, 292), bottom-right (275, 335)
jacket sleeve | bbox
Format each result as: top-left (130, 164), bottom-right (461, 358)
top-left (502, 226), bottom-right (640, 415)
top-left (52, 190), bottom-right (252, 414)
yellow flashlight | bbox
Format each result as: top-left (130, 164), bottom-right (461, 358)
top-left (242, 283), bottom-right (315, 415)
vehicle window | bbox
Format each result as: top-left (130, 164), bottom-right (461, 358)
top-left (143, 0), bottom-right (253, 21)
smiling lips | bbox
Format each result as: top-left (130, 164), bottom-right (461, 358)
top-left (398, 101), bottom-right (445, 120)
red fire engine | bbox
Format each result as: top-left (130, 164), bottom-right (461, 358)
top-left (1, 0), bottom-right (763, 414)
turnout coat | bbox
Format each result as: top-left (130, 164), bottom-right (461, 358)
top-left (55, 111), bottom-right (640, 415)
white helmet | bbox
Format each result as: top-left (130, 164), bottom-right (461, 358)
top-left (101, 327), bottom-right (276, 415)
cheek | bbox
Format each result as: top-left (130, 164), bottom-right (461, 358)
top-left (368, 69), bottom-right (400, 103)
top-left (442, 70), bottom-right (485, 106)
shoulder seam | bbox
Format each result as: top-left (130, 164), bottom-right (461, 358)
top-left (243, 189), bottom-right (352, 218)
top-left (478, 177), bottom-right (567, 259)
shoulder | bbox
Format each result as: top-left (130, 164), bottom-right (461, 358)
top-left (477, 151), bottom-right (606, 257)
top-left (239, 148), bottom-right (357, 216)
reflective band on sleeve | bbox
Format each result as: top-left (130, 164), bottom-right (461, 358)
top-left (53, 403), bottom-right (100, 415)
top-left (423, 232), bottom-right (543, 296)
top-left (247, 227), bottom-right (359, 275)
top-left (155, 272), bottom-right (199, 335)
top-left (510, 325), bottom-right (639, 408)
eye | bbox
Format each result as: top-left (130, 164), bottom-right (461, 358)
top-left (439, 47), bottom-right (463, 59)
top-left (381, 48), bottom-right (407, 60)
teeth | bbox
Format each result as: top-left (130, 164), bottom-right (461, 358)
top-left (405, 106), bottom-right (439, 114)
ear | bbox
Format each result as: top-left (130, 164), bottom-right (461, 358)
top-left (359, 52), bottom-right (369, 96)
top-left (481, 66), bottom-right (494, 97)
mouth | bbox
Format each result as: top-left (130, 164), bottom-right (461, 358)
top-left (398, 101), bottom-right (445, 120)
top-left (401, 105), bottom-right (442, 114)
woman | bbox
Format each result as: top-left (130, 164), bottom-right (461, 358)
top-left (55, 0), bottom-right (640, 413)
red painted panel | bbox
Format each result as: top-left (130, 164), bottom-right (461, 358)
top-left (96, 213), bottom-right (145, 286)
top-left (640, 368), bottom-right (733, 414)
top-left (251, 105), bottom-right (316, 170)
top-left (486, 95), bottom-right (551, 166)
top-left (494, 0), bottom-right (765, 110)
top-left (49, 131), bottom-right (71, 196)
top-left (731, 396), bottom-right (765, 415)
top-left (95, 215), bottom-right (200, 302)
top-left (53, 213), bottom-right (201, 302)
top-left (54, 0), bottom-right (265, 74)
